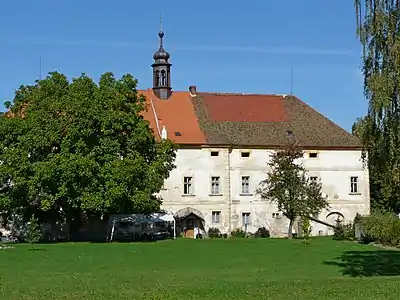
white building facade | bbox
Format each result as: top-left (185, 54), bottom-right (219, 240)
top-left (160, 147), bottom-right (370, 237)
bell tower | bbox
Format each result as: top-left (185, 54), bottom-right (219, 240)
top-left (151, 17), bottom-right (172, 99)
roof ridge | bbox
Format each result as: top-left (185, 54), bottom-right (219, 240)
top-left (139, 89), bottom-right (288, 97)
top-left (197, 92), bottom-right (287, 97)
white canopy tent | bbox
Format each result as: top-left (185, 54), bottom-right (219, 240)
top-left (158, 213), bottom-right (176, 239)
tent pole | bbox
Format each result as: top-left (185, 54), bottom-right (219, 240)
top-left (173, 220), bottom-right (176, 240)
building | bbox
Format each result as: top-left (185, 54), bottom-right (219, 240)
top-left (140, 28), bottom-right (369, 237)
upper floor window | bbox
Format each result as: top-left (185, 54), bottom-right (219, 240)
top-left (350, 176), bottom-right (359, 193)
top-left (309, 176), bottom-right (318, 183)
top-left (183, 176), bottom-right (193, 195)
top-left (308, 152), bottom-right (318, 158)
top-left (210, 151), bottom-right (219, 157)
top-left (241, 151), bottom-right (250, 158)
top-left (211, 176), bottom-right (221, 194)
top-left (241, 176), bottom-right (250, 194)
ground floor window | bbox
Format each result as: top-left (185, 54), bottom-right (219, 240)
top-left (212, 211), bottom-right (221, 224)
top-left (242, 213), bottom-right (251, 226)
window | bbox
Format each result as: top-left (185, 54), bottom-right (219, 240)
top-left (211, 176), bottom-right (220, 194)
top-left (309, 152), bottom-right (318, 158)
top-left (241, 176), bottom-right (250, 194)
top-left (350, 176), bottom-right (359, 193)
top-left (183, 176), bottom-right (193, 195)
top-left (174, 132), bottom-right (182, 136)
top-left (212, 211), bottom-right (221, 223)
top-left (272, 212), bottom-right (281, 219)
top-left (309, 176), bottom-right (318, 183)
top-left (210, 151), bottom-right (219, 157)
top-left (241, 151), bottom-right (250, 158)
top-left (242, 213), bottom-right (251, 226)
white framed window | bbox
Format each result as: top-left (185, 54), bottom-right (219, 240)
top-left (241, 151), bottom-right (250, 158)
top-left (272, 212), bottom-right (281, 219)
top-left (242, 213), bottom-right (251, 226)
top-left (211, 176), bottom-right (220, 194)
top-left (210, 151), bottom-right (219, 157)
top-left (183, 176), bottom-right (193, 195)
top-left (308, 152), bottom-right (318, 158)
top-left (241, 176), bottom-right (250, 194)
top-left (350, 176), bottom-right (359, 193)
top-left (212, 211), bottom-right (221, 223)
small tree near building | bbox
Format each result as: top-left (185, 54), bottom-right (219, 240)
top-left (26, 214), bottom-right (42, 251)
top-left (257, 140), bottom-right (329, 239)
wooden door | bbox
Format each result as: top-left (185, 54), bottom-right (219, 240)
top-left (185, 229), bottom-right (194, 238)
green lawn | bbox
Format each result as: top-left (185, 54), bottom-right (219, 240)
top-left (1, 238), bottom-right (400, 299)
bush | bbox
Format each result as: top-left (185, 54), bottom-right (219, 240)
top-left (333, 218), bottom-right (355, 241)
top-left (230, 228), bottom-right (246, 238)
top-left (208, 227), bottom-right (221, 238)
top-left (254, 227), bottom-right (270, 238)
top-left (302, 218), bottom-right (312, 240)
top-left (359, 211), bottom-right (400, 247)
top-left (26, 215), bottom-right (42, 250)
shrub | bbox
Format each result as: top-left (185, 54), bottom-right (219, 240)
top-left (333, 218), bottom-right (354, 241)
top-left (26, 215), bottom-right (42, 251)
top-left (254, 227), bottom-right (270, 238)
top-left (222, 233), bottom-right (228, 238)
top-left (231, 228), bottom-right (246, 238)
top-left (301, 218), bottom-right (312, 245)
top-left (359, 211), bottom-right (400, 247)
top-left (208, 227), bottom-right (221, 238)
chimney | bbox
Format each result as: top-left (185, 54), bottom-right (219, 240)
top-left (161, 125), bottom-right (168, 140)
top-left (189, 85), bottom-right (197, 97)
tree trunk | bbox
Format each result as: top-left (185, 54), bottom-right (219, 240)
top-left (288, 218), bottom-right (294, 239)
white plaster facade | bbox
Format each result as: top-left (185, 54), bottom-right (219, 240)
top-left (159, 147), bottom-right (370, 237)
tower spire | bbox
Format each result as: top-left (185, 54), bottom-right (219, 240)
top-left (152, 16), bottom-right (172, 99)
top-left (158, 13), bottom-right (165, 48)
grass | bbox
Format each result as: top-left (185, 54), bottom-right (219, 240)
top-left (1, 238), bottom-right (400, 299)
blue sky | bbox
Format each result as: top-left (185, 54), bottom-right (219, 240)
top-left (1, 0), bottom-right (364, 131)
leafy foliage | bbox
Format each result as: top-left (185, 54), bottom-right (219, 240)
top-left (333, 218), bottom-right (355, 241)
top-left (301, 218), bottom-right (312, 245)
top-left (354, 1), bottom-right (400, 212)
top-left (254, 227), bottom-right (270, 238)
top-left (351, 116), bottom-right (367, 141)
top-left (257, 140), bottom-right (329, 239)
top-left (207, 227), bottom-right (221, 238)
top-left (0, 72), bottom-right (176, 232)
top-left (230, 228), bottom-right (246, 238)
top-left (358, 211), bottom-right (400, 247)
top-left (26, 214), bottom-right (42, 249)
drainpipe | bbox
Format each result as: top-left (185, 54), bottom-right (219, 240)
top-left (228, 145), bottom-right (233, 232)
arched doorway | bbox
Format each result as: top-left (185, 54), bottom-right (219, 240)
top-left (326, 211), bottom-right (345, 235)
top-left (174, 207), bottom-right (205, 238)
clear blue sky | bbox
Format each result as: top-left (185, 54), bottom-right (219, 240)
top-left (0, 0), bottom-right (364, 131)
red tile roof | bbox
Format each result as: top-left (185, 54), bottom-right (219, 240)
top-left (200, 93), bottom-right (288, 122)
top-left (142, 89), bottom-right (361, 149)
top-left (139, 89), bottom-right (206, 144)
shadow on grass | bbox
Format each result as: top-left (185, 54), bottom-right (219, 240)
top-left (36, 237), bottom-right (174, 245)
top-left (325, 250), bottom-right (400, 277)
top-left (28, 248), bottom-right (46, 252)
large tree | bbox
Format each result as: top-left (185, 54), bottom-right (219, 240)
top-left (0, 72), bottom-right (176, 229)
top-left (354, 1), bottom-right (400, 212)
top-left (257, 141), bottom-right (329, 239)
top-left (352, 116), bottom-right (367, 140)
